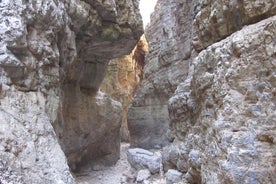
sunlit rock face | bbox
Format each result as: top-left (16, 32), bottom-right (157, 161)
top-left (101, 36), bottom-right (148, 142)
top-left (127, 0), bottom-right (193, 149)
top-left (0, 0), bottom-right (143, 182)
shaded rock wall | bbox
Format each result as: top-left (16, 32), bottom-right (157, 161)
top-left (56, 0), bottom-right (143, 171)
top-left (127, 0), bottom-right (193, 149)
top-left (129, 0), bottom-right (276, 183)
top-left (0, 0), bottom-right (142, 183)
top-left (101, 36), bottom-right (148, 142)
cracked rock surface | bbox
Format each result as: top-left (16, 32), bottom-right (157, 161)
top-left (129, 0), bottom-right (276, 183)
top-left (0, 0), bottom-right (143, 183)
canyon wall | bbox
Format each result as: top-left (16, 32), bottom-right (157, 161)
top-left (128, 0), bottom-right (193, 149)
top-left (0, 0), bottom-right (142, 183)
top-left (129, 0), bottom-right (276, 183)
top-left (101, 36), bottom-right (148, 142)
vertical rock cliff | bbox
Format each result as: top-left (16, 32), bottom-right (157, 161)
top-left (56, 0), bottom-right (143, 172)
top-left (0, 0), bottom-right (143, 183)
top-left (101, 36), bottom-right (148, 142)
top-left (129, 0), bottom-right (276, 183)
top-left (128, 0), bottom-right (193, 149)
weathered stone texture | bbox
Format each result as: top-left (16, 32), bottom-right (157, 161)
top-left (127, 0), bottom-right (193, 149)
top-left (129, 0), bottom-right (276, 183)
top-left (100, 36), bottom-right (148, 142)
top-left (0, 1), bottom-right (73, 183)
top-left (193, 0), bottom-right (276, 50)
top-left (57, 1), bottom-right (143, 170)
top-left (0, 0), bottom-right (143, 183)
top-left (127, 148), bottom-right (161, 174)
top-left (168, 16), bottom-right (276, 184)
top-left (57, 90), bottom-right (122, 171)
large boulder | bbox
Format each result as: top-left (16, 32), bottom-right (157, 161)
top-left (127, 148), bottom-right (161, 174)
top-left (56, 91), bottom-right (122, 171)
top-left (56, 0), bottom-right (143, 171)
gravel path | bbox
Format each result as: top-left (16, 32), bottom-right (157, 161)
top-left (75, 143), bottom-right (165, 184)
top-left (75, 143), bottom-right (135, 184)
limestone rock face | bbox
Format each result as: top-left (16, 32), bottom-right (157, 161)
top-left (57, 91), bottom-right (122, 171)
top-left (0, 1), bottom-right (73, 183)
top-left (56, 0), bottom-right (143, 170)
top-left (193, 0), bottom-right (276, 50)
top-left (129, 0), bottom-right (276, 183)
top-left (0, 0), bottom-right (142, 183)
top-left (168, 16), bottom-right (276, 183)
top-left (127, 0), bottom-right (193, 149)
top-left (101, 36), bottom-right (148, 142)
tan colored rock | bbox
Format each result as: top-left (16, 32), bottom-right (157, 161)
top-left (57, 90), bottom-right (122, 171)
top-left (101, 36), bottom-right (148, 142)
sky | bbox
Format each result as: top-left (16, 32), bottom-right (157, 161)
top-left (139, 0), bottom-right (158, 28)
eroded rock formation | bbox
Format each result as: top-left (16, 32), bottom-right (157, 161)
top-left (129, 0), bottom-right (276, 183)
top-left (0, 0), bottom-right (142, 183)
top-left (101, 36), bottom-right (148, 142)
top-left (128, 0), bottom-right (193, 149)
top-left (168, 16), bottom-right (276, 183)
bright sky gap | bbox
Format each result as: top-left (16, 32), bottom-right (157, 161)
top-left (139, 0), bottom-right (158, 28)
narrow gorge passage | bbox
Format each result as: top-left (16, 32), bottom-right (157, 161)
top-left (75, 1), bottom-right (160, 182)
top-left (75, 143), bottom-right (165, 184)
top-left (0, 0), bottom-right (275, 184)
top-left (75, 143), bottom-right (133, 184)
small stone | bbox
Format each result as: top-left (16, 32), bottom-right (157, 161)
top-left (166, 169), bottom-right (183, 184)
top-left (120, 175), bottom-right (128, 184)
top-left (143, 180), bottom-right (150, 184)
top-left (136, 169), bottom-right (151, 182)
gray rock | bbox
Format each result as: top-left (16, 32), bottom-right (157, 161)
top-left (166, 169), bottom-right (183, 184)
top-left (127, 0), bottom-right (192, 149)
top-left (193, 0), bottom-right (276, 50)
top-left (0, 0), bottom-right (143, 183)
top-left (168, 14), bottom-right (276, 184)
top-left (162, 144), bottom-right (179, 172)
top-left (57, 91), bottom-right (123, 171)
top-left (130, 0), bottom-right (276, 184)
top-left (143, 180), bottom-right (150, 184)
top-left (136, 169), bottom-right (151, 183)
top-left (127, 148), bottom-right (161, 174)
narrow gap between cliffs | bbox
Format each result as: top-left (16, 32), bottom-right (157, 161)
top-left (74, 1), bottom-right (159, 183)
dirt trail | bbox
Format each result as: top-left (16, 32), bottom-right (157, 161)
top-left (75, 143), bottom-right (132, 184)
top-left (75, 143), bottom-right (165, 184)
